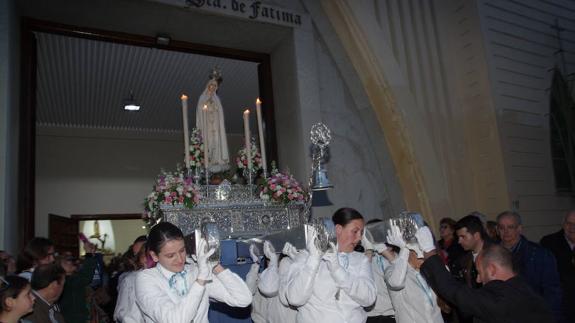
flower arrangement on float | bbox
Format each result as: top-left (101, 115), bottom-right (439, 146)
top-left (235, 137), bottom-right (263, 172)
top-left (187, 128), bottom-right (205, 169)
top-left (143, 168), bottom-right (201, 226)
top-left (259, 167), bottom-right (307, 204)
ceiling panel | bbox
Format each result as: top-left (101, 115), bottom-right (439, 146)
top-left (36, 32), bottom-right (260, 134)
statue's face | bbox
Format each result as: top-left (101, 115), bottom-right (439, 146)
top-left (207, 81), bottom-right (218, 94)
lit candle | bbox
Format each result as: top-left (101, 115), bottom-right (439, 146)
top-left (202, 105), bottom-right (209, 172)
top-left (255, 98), bottom-right (267, 177)
top-left (181, 94), bottom-right (190, 170)
top-left (243, 109), bottom-right (252, 172)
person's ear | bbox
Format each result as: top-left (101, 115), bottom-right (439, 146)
top-left (487, 262), bottom-right (497, 280)
top-left (150, 251), bottom-right (160, 262)
top-left (4, 297), bottom-right (15, 311)
top-left (517, 224), bottom-right (523, 235)
top-left (335, 224), bottom-right (343, 236)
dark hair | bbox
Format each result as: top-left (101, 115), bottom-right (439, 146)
top-left (479, 244), bottom-right (513, 272)
top-left (31, 264), bottom-right (65, 290)
top-left (332, 208), bottom-right (364, 227)
top-left (440, 217), bottom-right (457, 230)
top-left (147, 222), bottom-right (184, 255)
top-left (133, 235), bottom-right (148, 244)
top-left (455, 215), bottom-right (487, 240)
top-left (496, 211), bottom-right (522, 225)
top-left (0, 275), bottom-right (30, 312)
top-left (16, 237), bottom-right (54, 273)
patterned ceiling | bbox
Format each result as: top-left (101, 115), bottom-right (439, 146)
top-left (35, 32), bottom-right (260, 134)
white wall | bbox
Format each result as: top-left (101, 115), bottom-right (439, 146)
top-left (35, 127), bottom-right (248, 237)
top-left (476, 0), bottom-right (575, 240)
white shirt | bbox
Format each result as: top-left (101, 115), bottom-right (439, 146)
top-left (114, 271), bottom-right (142, 323)
top-left (284, 250), bottom-right (376, 323)
top-left (367, 254), bottom-right (394, 317)
top-left (384, 249), bottom-right (443, 323)
top-left (135, 262), bottom-right (252, 323)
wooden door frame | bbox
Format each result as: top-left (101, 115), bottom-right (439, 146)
top-left (19, 18), bottom-right (278, 249)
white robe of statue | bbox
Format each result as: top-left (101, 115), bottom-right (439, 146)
top-left (196, 79), bottom-right (230, 173)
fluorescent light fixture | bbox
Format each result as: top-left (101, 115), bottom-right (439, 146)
top-left (123, 92), bottom-right (141, 111)
top-left (124, 103), bottom-right (140, 111)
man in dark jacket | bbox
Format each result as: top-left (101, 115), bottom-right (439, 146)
top-left (23, 264), bottom-right (67, 323)
top-left (541, 210), bottom-right (575, 322)
top-left (496, 211), bottom-right (563, 321)
top-left (415, 226), bottom-right (553, 323)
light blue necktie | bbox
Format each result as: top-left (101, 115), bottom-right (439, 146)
top-left (169, 270), bottom-right (188, 297)
top-left (338, 253), bottom-right (349, 270)
top-left (415, 271), bottom-right (434, 307)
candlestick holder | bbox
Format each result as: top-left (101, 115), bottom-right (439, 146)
top-left (193, 167), bottom-right (202, 185)
top-left (204, 166), bottom-right (210, 198)
top-left (242, 167), bottom-right (255, 198)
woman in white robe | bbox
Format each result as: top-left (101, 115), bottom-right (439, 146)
top-left (384, 223), bottom-right (443, 323)
top-left (134, 222), bottom-right (251, 323)
top-left (284, 208), bottom-right (377, 323)
top-left (196, 78), bottom-right (230, 173)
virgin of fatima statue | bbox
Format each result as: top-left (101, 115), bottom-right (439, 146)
top-left (196, 68), bottom-right (230, 173)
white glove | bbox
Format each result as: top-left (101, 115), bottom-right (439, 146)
top-left (306, 226), bottom-right (323, 260)
top-left (386, 223), bottom-right (407, 249)
top-left (322, 243), bottom-right (347, 285)
top-left (282, 242), bottom-right (298, 259)
top-left (197, 238), bottom-right (215, 281)
top-left (415, 226), bottom-right (435, 253)
top-left (249, 244), bottom-right (260, 264)
top-left (263, 241), bottom-right (278, 267)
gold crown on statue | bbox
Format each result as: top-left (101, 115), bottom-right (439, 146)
top-left (209, 66), bottom-right (223, 84)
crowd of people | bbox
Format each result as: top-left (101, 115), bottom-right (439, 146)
top-left (0, 207), bottom-right (573, 323)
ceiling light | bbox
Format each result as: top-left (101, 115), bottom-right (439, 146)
top-left (123, 92), bottom-right (141, 111)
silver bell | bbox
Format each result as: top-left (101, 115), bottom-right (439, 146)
top-left (311, 164), bottom-right (333, 191)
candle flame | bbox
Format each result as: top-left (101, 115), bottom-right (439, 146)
top-left (203, 104), bottom-right (208, 110)
top-left (181, 94), bottom-right (188, 100)
top-left (256, 98), bottom-right (262, 104)
top-left (244, 109), bottom-right (250, 114)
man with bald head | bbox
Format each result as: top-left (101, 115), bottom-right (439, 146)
top-left (541, 209), bottom-right (575, 321)
top-left (414, 226), bottom-right (553, 323)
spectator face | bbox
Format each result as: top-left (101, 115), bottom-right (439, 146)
top-left (150, 239), bottom-right (186, 273)
top-left (6, 284), bottom-right (35, 317)
top-left (336, 219), bottom-right (365, 253)
top-left (37, 246), bottom-right (55, 265)
top-left (564, 212), bottom-right (575, 244)
top-left (132, 241), bottom-right (146, 255)
top-left (456, 227), bottom-right (481, 251)
top-left (439, 223), bottom-right (454, 240)
top-left (497, 216), bottom-right (522, 247)
top-left (60, 260), bottom-right (77, 275)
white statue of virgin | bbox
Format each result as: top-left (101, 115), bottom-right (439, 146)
top-left (196, 69), bottom-right (230, 173)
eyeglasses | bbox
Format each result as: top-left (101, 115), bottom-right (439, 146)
top-left (440, 225), bottom-right (449, 229)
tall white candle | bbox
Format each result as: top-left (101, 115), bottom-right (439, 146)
top-left (202, 105), bottom-right (209, 172)
top-left (255, 98), bottom-right (267, 176)
top-left (243, 109), bottom-right (252, 171)
top-left (181, 94), bottom-right (190, 170)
